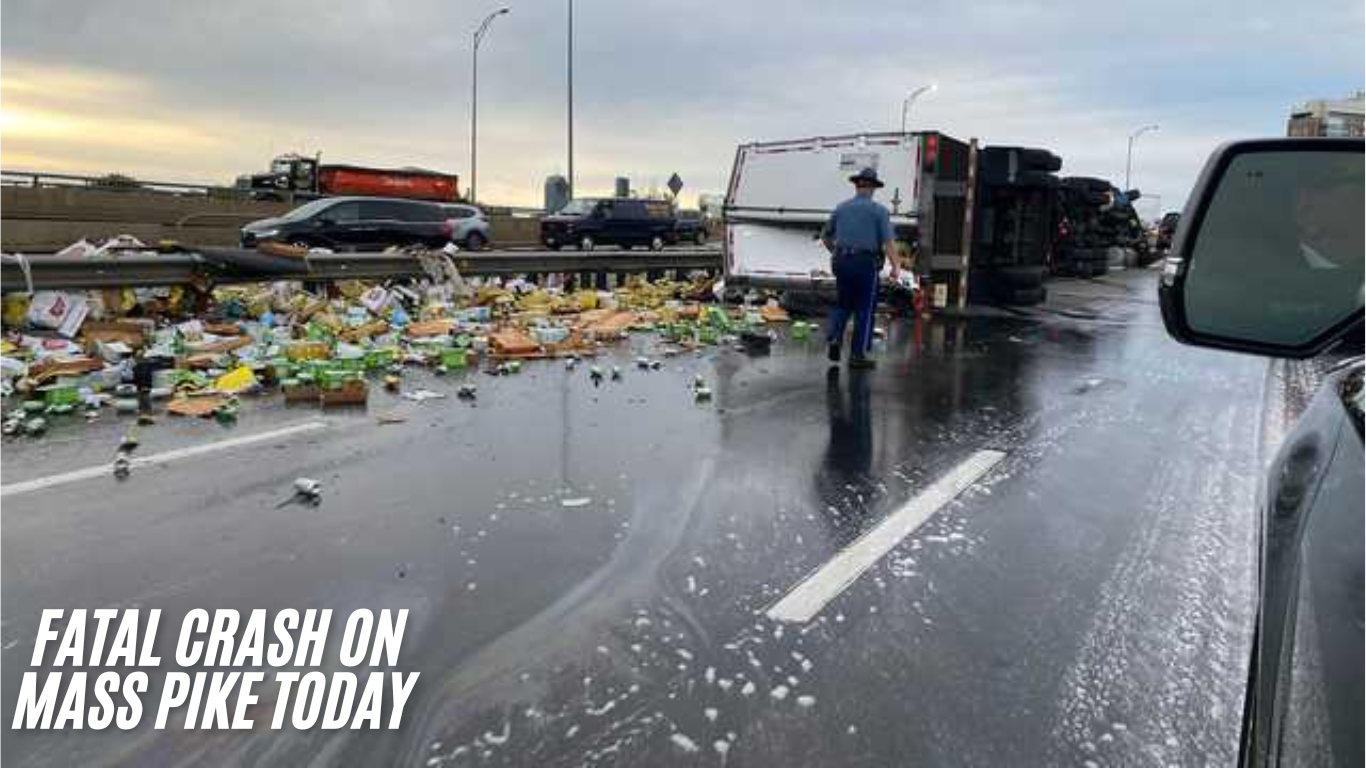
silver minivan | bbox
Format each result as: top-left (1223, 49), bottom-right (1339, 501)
top-left (439, 204), bottom-right (492, 250)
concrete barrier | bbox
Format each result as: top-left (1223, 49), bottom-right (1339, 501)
top-left (1, 186), bottom-right (542, 251)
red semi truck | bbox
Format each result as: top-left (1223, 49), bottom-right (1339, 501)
top-left (237, 153), bottom-right (460, 204)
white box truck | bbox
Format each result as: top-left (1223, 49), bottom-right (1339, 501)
top-left (722, 131), bottom-right (978, 309)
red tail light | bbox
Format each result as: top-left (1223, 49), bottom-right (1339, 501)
top-left (441, 220), bottom-right (455, 239)
top-left (922, 134), bottom-right (939, 172)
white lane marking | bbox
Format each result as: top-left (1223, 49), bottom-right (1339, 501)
top-left (1, 420), bottom-right (329, 498)
top-left (766, 449), bottom-right (1006, 624)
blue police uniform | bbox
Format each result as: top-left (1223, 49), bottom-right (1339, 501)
top-left (824, 193), bottom-right (892, 357)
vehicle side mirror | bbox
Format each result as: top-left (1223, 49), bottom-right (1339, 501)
top-left (1159, 138), bottom-right (1363, 358)
top-left (1124, 189), bottom-right (1142, 202)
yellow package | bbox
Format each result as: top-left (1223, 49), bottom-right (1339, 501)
top-left (213, 366), bottom-right (259, 394)
top-left (574, 290), bottom-right (598, 311)
top-left (2, 294), bottom-right (31, 327)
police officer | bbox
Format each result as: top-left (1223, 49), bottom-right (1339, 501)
top-left (821, 167), bottom-right (900, 369)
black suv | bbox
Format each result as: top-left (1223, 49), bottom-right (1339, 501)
top-left (673, 209), bottom-right (709, 245)
top-left (540, 197), bottom-right (676, 251)
top-left (1155, 211), bottom-right (1181, 251)
top-left (1160, 138), bottom-right (1362, 767)
top-left (240, 196), bottom-right (453, 251)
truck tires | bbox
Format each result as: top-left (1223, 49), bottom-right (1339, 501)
top-left (1016, 148), bottom-right (1062, 173)
top-left (650, 235), bottom-right (666, 251)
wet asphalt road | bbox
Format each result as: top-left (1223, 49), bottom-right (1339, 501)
top-left (2, 268), bottom-right (1273, 767)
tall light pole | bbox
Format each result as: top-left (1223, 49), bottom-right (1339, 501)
top-left (470, 7), bottom-right (509, 204)
top-left (1124, 123), bottom-right (1158, 191)
top-left (567, 0), bottom-right (575, 198)
top-left (901, 83), bottom-right (937, 134)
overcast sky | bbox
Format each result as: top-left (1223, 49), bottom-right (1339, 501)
top-left (1, 0), bottom-right (1361, 212)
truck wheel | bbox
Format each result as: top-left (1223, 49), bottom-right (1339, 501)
top-left (1017, 148), bottom-right (1063, 173)
top-left (465, 232), bottom-right (487, 251)
top-left (650, 235), bottom-right (665, 251)
top-left (579, 236), bottom-right (595, 251)
top-left (694, 231), bottom-right (707, 245)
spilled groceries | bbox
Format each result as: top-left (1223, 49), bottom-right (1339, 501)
top-left (1, 237), bottom-right (824, 441)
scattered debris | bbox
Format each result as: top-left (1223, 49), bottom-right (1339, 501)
top-left (293, 477), bottom-right (322, 502)
top-left (402, 389), bottom-right (447, 402)
top-left (0, 250), bottom-right (802, 441)
top-left (669, 734), bottom-right (700, 753)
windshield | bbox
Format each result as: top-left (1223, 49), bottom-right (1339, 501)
top-left (279, 198), bottom-right (337, 221)
top-left (558, 197), bottom-right (599, 215)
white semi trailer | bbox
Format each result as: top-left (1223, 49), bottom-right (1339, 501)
top-left (722, 131), bottom-right (979, 309)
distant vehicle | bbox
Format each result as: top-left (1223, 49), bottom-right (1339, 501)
top-left (439, 203), bottom-right (491, 250)
top-left (1159, 137), bottom-right (1362, 768)
top-left (674, 209), bottom-right (709, 245)
top-left (240, 196), bottom-right (454, 251)
top-left (540, 197), bottom-right (676, 251)
top-left (1156, 211), bottom-right (1181, 251)
top-left (236, 154), bottom-right (460, 204)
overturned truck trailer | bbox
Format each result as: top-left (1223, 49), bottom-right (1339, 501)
top-left (722, 132), bottom-right (977, 309)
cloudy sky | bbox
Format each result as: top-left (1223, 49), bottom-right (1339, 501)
top-left (1, 0), bottom-right (1361, 212)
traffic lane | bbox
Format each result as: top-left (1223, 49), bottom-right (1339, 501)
top-left (712, 336), bottom-right (1263, 768)
top-left (1, 355), bottom-right (723, 766)
top-left (1, 270), bottom-right (1267, 766)
top-left (410, 280), bottom-right (1265, 766)
top-left (1, 316), bottom-right (1043, 766)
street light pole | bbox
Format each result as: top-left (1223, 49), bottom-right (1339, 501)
top-left (1124, 123), bottom-right (1159, 191)
top-left (567, 0), bottom-right (574, 198)
top-left (901, 83), bottom-right (937, 134)
top-left (470, 7), bottom-right (510, 205)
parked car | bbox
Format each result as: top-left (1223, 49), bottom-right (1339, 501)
top-left (1155, 211), bottom-right (1181, 251)
top-left (240, 196), bottom-right (453, 251)
top-left (540, 197), bottom-right (676, 251)
top-left (439, 203), bottom-right (491, 250)
top-left (673, 209), bottom-right (709, 245)
top-left (1159, 137), bottom-right (1362, 767)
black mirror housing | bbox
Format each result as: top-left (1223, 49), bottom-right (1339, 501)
top-left (1159, 138), bottom-right (1363, 359)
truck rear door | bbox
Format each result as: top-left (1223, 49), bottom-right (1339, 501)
top-left (723, 133), bottom-right (921, 291)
